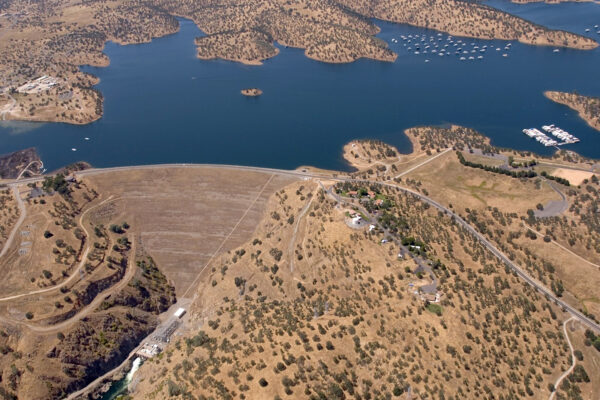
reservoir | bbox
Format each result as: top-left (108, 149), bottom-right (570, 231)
top-left (0, 1), bottom-right (599, 172)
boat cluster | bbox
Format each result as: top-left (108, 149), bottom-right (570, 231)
top-left (522, 128), bottom-right (558, 147)
top-left (390, 32), bottom-right (514, 62)
top-left (523, 125), bottom-right (579, 147)
top-left (584, 24), bottom-right (600, 35)
top-left (542, 124), bottom-right (580, 144)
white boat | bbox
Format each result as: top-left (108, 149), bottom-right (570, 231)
top-left (542, 124), bottom-right (580, 144)
top-left (503, 54), bottom-right (508, 57)
top-left (553, 49), bottom-right (559, 53)
top-left (425, 59), bottom-right (430, 63)
top-left (460, 56), bottom-right (466, 60)
top-left (71, 148), bottom-right (77, 151)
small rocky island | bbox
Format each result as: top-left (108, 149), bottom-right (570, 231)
top-left (241, 88), bottom-right (263, 97)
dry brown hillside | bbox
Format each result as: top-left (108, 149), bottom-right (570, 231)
top-left (545, 91), bottom-right (600, 131)
top-left (129, 177), bottom-right (594, 399)
top-left (0, 0), bottom-right (596, 124)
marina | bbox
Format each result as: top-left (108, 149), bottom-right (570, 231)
top-left (1, 7), bottom-right (599, 171)
top-left (522, 128), bottom-right (557, 147)
top-left (542, 124), bottom-right (580, 144)
top-left (523, 124), bottom-right (580, 147)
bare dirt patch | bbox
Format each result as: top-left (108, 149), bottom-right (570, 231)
top-left (85, 167), bottom-right (298, 296)
top-left (552, 168), bottom-right (595, 186)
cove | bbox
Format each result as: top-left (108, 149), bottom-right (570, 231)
top-left (0, 2), bottom-right (599, 172)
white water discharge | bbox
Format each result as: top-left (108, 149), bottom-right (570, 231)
top-left (100, 356), bottom-right (143, 400)
top-left (126, 357), bottom-right (142, 383)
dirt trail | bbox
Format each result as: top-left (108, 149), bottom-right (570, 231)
top-left (0, 195), bottom-right (116, 302)
top-left (288, 188), bottom-right (316, 274)
top-left (523, 223), bottom-right (600, 270)
top-left (0, 185), bottom-right (25, 260)
top-left (21, 241), bottom-right (137, 335)
top-left (391, 148), bottom-right (452, 179)
top-left (0, 93), bottom-right (16, 120)
top-left (549, 317), bottom-right (576, 400)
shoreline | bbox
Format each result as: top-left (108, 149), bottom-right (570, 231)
top-left (1, 5), bottom-right (597, 126)
top-left (2, 128), bottom-right (600, 399)
top-left (544, 91), bottom-right (600, 132)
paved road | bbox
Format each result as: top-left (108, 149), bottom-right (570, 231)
top-left (6, 163), bottom-right (598, 332)
top-left (3, 162), bottom-right (600, 399)
top-left (359, 179), bottom-right (600, 333)
top-left (16, 160), bottom-right (44, 180)
top-left (535, 179), bottom-right (569, 218)
top-left (4, 163), bottom-right (341, 188)
top-left (549, 317), bottom-right (576, 400)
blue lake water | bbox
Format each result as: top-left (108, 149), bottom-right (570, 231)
top-left (0, 1), bottom-right (599, 172)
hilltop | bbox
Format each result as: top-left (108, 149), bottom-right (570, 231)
top-left (0, 127), bottom-right (599, 399)
top-left (0, 0), bottom-right (596, 125)
top-left (545, 91), bottom-right (600, 131)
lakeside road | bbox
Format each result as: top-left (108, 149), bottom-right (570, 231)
top-left (3, 162), bottom-right (600, 399)
top-left (363, 179), bottom-right (600, 333)
top-left (3, 163), bottom-right (600, 333)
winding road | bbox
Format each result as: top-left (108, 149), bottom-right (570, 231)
top-left (1, 161), bottom-right (600, 399)
top-left (3, 163), bottom-right (599, 332)
top-left (366, 179), bottom-right (600, 333)
top-left (0, 195), bottom-right (117, 302)
top-left (549, 317), bottom-right (576, 400)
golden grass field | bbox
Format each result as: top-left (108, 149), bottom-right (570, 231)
top-left (0, 167), bottom-right (297, 399)
top-left (1, 125), bottom-right (599, 399)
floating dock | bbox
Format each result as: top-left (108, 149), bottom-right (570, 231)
top-left (523, 124), bottom-right (579, 147)
top-left (522, 128), bottom-right (557, 147)
top-left (542, 124), bottom-right (579, 145)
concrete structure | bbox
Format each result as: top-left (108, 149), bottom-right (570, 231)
top-left (174, 307), bottom-right (186, 318)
